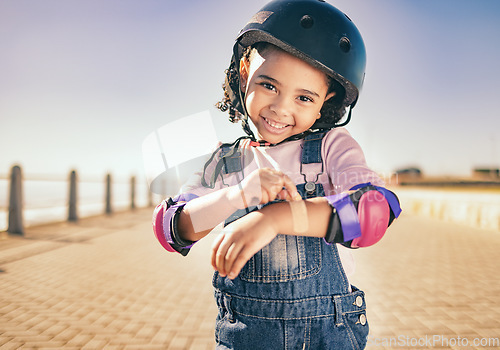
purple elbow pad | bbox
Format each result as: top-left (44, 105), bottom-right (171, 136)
top-left (352, 191), bottom-right (390, 247)
top-left (325, 184), bottom-right (401, 248)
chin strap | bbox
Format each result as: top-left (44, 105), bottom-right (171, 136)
top-left (241, 117), bottom-right (257, 141)
top-left (334, 105), bottom-right (353, 128)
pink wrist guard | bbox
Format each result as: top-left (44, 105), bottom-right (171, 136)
top-left (153, 201), bottom-right (176, 252)
top-left (152, 193), bottom-right (198, 255)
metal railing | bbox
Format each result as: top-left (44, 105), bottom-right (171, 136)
top-left (2, 165), bottom-right (153, 235)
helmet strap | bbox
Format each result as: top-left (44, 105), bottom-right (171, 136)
top-left (334, 95), bottom-right (358, 128)
top-left (335, 105), bottom-right (352, 128)
top-left (241, 118), bottom-right (257, 141)
top-left (231, 42), bottom-right (258, 142)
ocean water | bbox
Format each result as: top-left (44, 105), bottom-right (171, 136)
top-left (0, 178), bottom-right (154, 231)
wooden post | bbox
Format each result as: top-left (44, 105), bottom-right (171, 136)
top-left (105, 173), bottom-right (112, 214)
top-left (68, 170), bottom-right (78, 221)
top-left (7, 165), bottom-right (24, 235)
top-left (130, 176), bottom-right (136, 210)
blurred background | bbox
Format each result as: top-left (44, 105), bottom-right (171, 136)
top-left (1, 2), bottom-right (499, 348)
top-left (1, 0), bottom-right (500, 230)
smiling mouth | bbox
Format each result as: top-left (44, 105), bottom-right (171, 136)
top-left (263, 117), bottom-right (290, 130)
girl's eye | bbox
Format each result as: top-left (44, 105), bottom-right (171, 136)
top-left (298, 95), bottom-right (314, 103)
top-left (260, 82), bottom-right (276, 91)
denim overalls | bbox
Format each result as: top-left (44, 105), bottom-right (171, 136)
top-left (213, 132), bottom-right (369, 350)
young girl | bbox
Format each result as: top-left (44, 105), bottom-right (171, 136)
top-left (153, 0), bottom-right (401, 349)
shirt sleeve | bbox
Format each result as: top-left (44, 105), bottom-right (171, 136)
top-left (323, 128), bottom-right (384, 193)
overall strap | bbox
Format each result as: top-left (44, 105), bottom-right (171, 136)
top-left (298, 131), bottom-right (327, 199)
top-left (201, 136), bottom-right (249, 188)
top-left (301, 131), bottom-right (326, 164)
top-left (220, 144), bottom-right (242, 174)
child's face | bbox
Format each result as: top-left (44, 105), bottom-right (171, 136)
top-left (240, 47), bottom-right (334, 144)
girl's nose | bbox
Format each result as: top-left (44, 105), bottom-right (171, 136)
top-left (269, 95), bottom-right (292, 118)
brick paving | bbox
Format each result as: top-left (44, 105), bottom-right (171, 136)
top-left (0, 207), bottom-right (499, 349)
top-left (351, 215), bottom-right (500, 350)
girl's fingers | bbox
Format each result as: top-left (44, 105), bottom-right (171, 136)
top-left (274, 187), bottom-right (295, 201)
top-left (265, 170), bottom-right (298, 196)
top-left (215, 241), bottom-right (230, 276)
top-left (228, 248), bottom-right (255, 279)
top-left (248, 168), bottom-right (300, 204)
top-left (267, 173), bottom-right (300, 201)
top-left (280, 174), bottom-right (301, 200)
top-left (211, 233), bottom-right (225, 272)
top-left (213, 229), bottom-right (245, 276)
top-left (223, 242), bottom-right (244, 278)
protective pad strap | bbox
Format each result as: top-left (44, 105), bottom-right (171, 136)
top-left (373, 186), bottom-right (402, 218)
top-left (350, 182), bottom-right (402, 218)
top-left (325, 192), bottom-right (362, 242)
top-left (152, 193), bottom-right (199, 255)
top-left (163, 203), bottom-right (189, 246)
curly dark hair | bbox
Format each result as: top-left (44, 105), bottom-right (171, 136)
top-left (215, 42), bottom-right (347, 129)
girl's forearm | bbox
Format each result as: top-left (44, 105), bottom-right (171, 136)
top-left (260, 198), bottom-right (332, 238)
top-left (178, 187), bottom-right (332, 242)
top-left (177, 186), bottom-right (245, 242)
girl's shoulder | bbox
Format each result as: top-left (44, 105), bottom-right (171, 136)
top-left (322, 127), bottom-right (361, 150)
top-left (323, 127), bottom-right (355, 141)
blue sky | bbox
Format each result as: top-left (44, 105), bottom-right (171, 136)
top-left (1, 0), bottom-right (499, 183)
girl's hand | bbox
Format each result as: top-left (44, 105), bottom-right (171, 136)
top-left (211, 210), bottom-right (278, 279)
top-left (229, 168), bottom-right (301, 209)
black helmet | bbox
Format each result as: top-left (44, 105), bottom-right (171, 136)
top-left (227, 0), bottom-right (366, 131)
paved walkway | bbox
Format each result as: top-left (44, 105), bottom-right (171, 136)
top-left (0, 208), bottom-right (499, 349)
